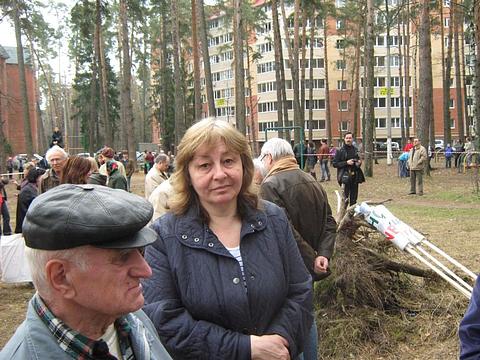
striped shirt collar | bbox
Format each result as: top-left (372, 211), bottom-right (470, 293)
top-left (32, 293), bottom-right (134, 360)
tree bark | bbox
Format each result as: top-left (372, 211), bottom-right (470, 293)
top-left (364, 0), bottom-right (375, 177)
top-left (417, 0), bottom-right (434, 161)
top-left (120, 0), bottom-right (136, 167)
top-left (271, 0), bottom-right (285, 139)
top-left (475, 0), bottom-right (480, 146)
top-left (233, 0), bottom-right (246, 133)
top-left (308, 10), bottom-right (314, 142)
top-left (324, 5), bottom-right (332, 145)
top-left (192, 0), bottom-right (202, 122)
top-left (171, 0), bottom-right (186, 145)
top-left (196, 0), bottom-right (215, 117)
top-left (453, 2), bottom-right (464, 142)
top-left (441, 0), bottom-right (453, 148)
top-left (13, 0), bottom-right (34, 156)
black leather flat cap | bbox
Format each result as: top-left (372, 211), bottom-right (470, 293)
top-left (23, 184), bottom-right (157, 250)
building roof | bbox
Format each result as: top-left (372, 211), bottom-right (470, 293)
top-left (2, 45), bottom-right (31, 65)
top-left (0, 45), bottom-right (9, 60)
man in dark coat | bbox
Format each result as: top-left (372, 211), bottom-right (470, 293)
top-left (259, 137), bottom-right (337, 360)
top-left (332, 132), bottom-right (365, 206)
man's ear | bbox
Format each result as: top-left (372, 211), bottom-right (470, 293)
top-left (45, 260), bottom-right (76, 299)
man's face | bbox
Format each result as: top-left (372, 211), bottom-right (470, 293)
top-left (49, 151), bottom-right (66, 173)
top-left (67, 247), bottom-right (152, 319)
top-left (260, 152), bottom-right (273, 172)
top-left (414, 138), bottom-right (420, 146)
top-left (157, 159), bottom-right (169, 172)
top-left (344, 134), bottom-right (353, 146)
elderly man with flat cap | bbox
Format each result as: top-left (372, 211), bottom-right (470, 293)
top-left (0, 184), bottom-right (172, 360)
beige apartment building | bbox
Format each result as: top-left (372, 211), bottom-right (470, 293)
top-left (194, 0), bottom-right (476, 149)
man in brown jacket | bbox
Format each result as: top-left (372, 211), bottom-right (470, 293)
top-left (259, 137), bottom-right (337, 360)
top-left (408, 138), bottom-right (427, 196)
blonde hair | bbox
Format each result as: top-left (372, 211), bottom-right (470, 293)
top-left (169, 118), bottom-right (258, 221)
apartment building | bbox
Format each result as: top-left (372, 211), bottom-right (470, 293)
top-left (196, 0), bottom-right (476, 148)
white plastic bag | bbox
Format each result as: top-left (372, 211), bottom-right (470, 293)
top-left (0, 234), bottom-right (32, 283)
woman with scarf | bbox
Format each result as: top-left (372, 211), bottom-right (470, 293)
top-left (106, 160), bottom-right (128, 191)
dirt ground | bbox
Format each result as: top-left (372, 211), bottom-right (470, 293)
top-left (0, 159), bottom-right (479, 358)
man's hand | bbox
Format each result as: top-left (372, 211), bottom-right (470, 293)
top-left (251, 334), bottom-right (290, 360)
top-left (314, 256), bottom-right (329, 274)
top-left (346, 159), bottom-right (355, 165)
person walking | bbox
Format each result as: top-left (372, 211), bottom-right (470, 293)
top-left (407, 138), bottom-right (427, 196)
top-left (121, 151), bottom-right (136, 191)
top-left (332, 132), bottom-right (365, 206)
top-left (319, 139), bottom-right (331, 181)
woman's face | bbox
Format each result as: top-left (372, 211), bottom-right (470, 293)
top-left (188, 140), bottom-right (243, 211)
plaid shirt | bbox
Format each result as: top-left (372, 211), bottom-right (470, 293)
top-left (33, 294), bottom-right (135, 360)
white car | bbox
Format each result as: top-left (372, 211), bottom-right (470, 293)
top-left (435, 139), bottom-right (444, 150)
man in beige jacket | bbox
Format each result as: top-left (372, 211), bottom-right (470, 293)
top-left (408, 138), bottom-right (427, 196)
top-left (144, 154), bottom-right (169, 199)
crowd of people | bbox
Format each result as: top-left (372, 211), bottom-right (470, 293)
top-left (0, 121), bottom-right (479, 359)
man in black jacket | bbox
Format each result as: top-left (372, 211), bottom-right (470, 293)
top-left (260, 137), bottom-right (337, 360)
top-left (332, 132), bottom-right (364, 206)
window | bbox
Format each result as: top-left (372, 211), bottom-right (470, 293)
top-left (376, 118), bottom-right (386, 128)
top-left (306, 38), bottom-right (324, 48)
top-left (258, 82), bottom-right (276, 93)
top-left (375, 56), bottom-right (385, 67)
top-left (336, 60), bottom-right (346, 70)
top-left (338, 100), bottom-right (348, 111)
top-left (304, 120), bottom-right (326, 130)
top-left (375, 36), bottom-right (385, 46)
top-left (304, 78), bottom-right (325, 89)
top-left (305, 99), bottom-right (326, 110)
top-left (336, 0), bottom-right (345, 7)
top-left (444, 37), bottom-right (450, 48)
top-left (257, 61), bottom-right (276, 74)
top-left (257, 42), bottom-right (273, 54)
top-left (337, 80), bottom-right (347, 90)
top-left (374, 98), bottom-right (387, 108)
top-left (258, 22), bottom-right (272, 35)
top-left (336, 19), bottom-right (345, 30)
top-left (444, 17), bottom-right (450, 27)
top-left (215, 106), bottom-right (235, 117)
top-left (340, 121), bottom-right (349, 131)
top-left (449, 98), bottom-right (455, 108)
top-left (376, 77), bottom-right (386, 87)
top-left (336, 39), bottom-right (346, 49)
top-left (389, 55), bottom-right (400, 67)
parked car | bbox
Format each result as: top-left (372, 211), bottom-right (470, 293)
top-left (77, 152), bottom-right (91, 158)
top-left (379, 141), bottom-right (400, 152)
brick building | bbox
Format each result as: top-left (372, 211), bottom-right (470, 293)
top-left (0, 45), bottom-right (39, 155)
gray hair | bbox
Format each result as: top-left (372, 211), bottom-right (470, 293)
top-left (25, 246), bottom-right (90, 301)
top-left (46, 145), bottom-right (68, 163)
top-left (253, 157), bottom-right (267, 178)
top-left (260, 138), bottom-right (295, 161)
top-left (155, 153), bottom-right (168, 164)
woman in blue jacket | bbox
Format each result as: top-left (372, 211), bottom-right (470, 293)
top-left (142, 118), bottom-right (313, 360)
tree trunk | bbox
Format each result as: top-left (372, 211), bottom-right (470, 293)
top-left (95, 0), bottom-right (111, 146)
top-left (192, 0), bottom-right (202, 122)
top-left (364, 0), bottom-right (375, 177)
top-left (352, 22), bottom-right (361, 140)
top-left (196, 0), bottom-right (215, 117)
top-left (404, 0), bottom-right (411, 141)
top-left (417, 0), bottom-right (434, 174)
top-left (233, 0), bottom-right (246, 133)
top-left (245, 35), bottom-right (258, 155)
top-left (398, 17), bottom-right (405, 149)
top-left (171, 0), bottom-right (186, 145)
top-left (475, 0), bottom-right (480, 146)
top-left (308, 10), bottom-right (315, 142)
top-left (13, 1), bottom-right (34, 156)
top-left (300, 5), bottom-right (307, 127)
top-left (453, 3), bottom-right (464, 142)
top-left (120, 0), bottom-right (136, 167)
top-left (323, 1), bottom-right (332, 145)
top-left (272, 0), bottom-right (285, 139)
top-left (280, 0), bottom-right (302, 144)
top-left (441, 0), bottom-right (453, 148)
